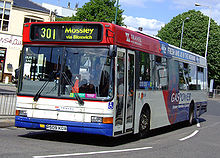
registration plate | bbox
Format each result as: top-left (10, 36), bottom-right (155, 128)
top-left (46, 124), bottom-right (67, 132)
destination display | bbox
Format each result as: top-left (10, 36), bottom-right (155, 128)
top-left (30, 23), bottom-right (103, 42)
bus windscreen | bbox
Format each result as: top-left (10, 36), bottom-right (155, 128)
top-left (30, 23), bottom-right (103, 42)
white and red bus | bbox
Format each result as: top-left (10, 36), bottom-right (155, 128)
top-left (15, 21), bottom-right (207, 137)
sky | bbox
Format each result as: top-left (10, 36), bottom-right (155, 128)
top-left (31, 0), bottom-right (220, 35)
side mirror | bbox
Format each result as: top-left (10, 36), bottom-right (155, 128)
top-left (109, 45), bottom-right (117, 57)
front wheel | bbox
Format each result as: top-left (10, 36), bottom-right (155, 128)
top-left (138, 109), bottom-right (150, 138)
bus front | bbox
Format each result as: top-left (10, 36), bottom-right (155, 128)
top-left (15, 22), bottom-right (115, 136)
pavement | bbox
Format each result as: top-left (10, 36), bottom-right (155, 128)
top-left (0, 83), bottom-right (16, 128)
top-left (0, 83), bottom-right (17, 93)
top-left (0, 116), bottom-right (15, 128)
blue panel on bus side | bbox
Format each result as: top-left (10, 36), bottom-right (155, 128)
top-left (15, 116), bottom-right (113, 137)
top-left (159, 41), bottom-right (170, 57)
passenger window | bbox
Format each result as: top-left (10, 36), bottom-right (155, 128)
top-left (189, 64), bottom-right (197, 90)
top-left (138, 53), bottom-right (168, 90)
top-left (153, 56), bottom-right (168, 90)
top-left (179, 62), bottom-right (189, 90)
top-left (138, 52), bottom-right (151, 89)
top-left (197, 67), bottom-right (204, 90)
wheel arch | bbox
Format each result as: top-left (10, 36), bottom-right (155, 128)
top-left (134, 103), bottom-right (151, 134)
top-left (141, 103), bottom-right (151, 117)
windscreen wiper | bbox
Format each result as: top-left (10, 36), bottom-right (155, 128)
top-left (33, 79), bottom-right (50, 102)
top-left (61, 72), bottom-right (84, 105)
top-left (33, 72), bottom-right (56, 102)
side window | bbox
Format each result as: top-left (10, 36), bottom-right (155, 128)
top-left (197, 67), bottom-right (204, 90)
top-left (138, 52), bottom-right (151, 89)
top-left (153, 56), bottom-right (168, 90)
top-left (179, 62), bottom-right (189, 90)
top-left (137, 52), bottom-right (168, 90)
top-left (138, 53), bottom-right (168, 90)
top-left (189, 64), bottom-right (197, 90)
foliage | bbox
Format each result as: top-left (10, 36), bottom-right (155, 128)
top-left (157, 10), bottom-right (220, 87)
top-left (56, 0), bottom-right (124, 25)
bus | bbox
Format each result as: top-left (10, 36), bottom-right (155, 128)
top-left (15, 21), bottom-right (207, 137)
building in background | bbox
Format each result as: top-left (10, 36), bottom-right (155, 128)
top-left (0, 0), bottom-right (53, 83)
top-left (42, 2), bottom-right (78, 18)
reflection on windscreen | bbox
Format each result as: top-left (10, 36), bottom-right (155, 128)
top-left (19, 47), bottom-right (114, 100)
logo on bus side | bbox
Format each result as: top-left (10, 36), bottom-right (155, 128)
top-left (125, 33), bottom-right (131, 42)
top-left (125, 32), bottom-right (142, 46)
top-left (171, 92), bottom-right (191, 103)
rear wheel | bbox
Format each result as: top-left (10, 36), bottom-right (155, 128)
top-left (138, 109), bottom-right (150, 138)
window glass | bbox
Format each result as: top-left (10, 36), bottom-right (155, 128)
top-left (168, 59), bottom-right (179, 90)
top-left (2, 20), bottom-right (8, 31)
top-left (21, 47), bottom-right (63, 96)
top-left (24, 17), bottom-right (43, 23)
top-left (197, 67), bottom-right (204, 90)
top-left (115, 48), bottom-right (125, 127)
top-left (20, 47), bottom-right (114, 100)
top-left (0, 8), bottom-right (3, 18)
top-left (5, 2), bottom-right (11, 9)
top-left (179, 62), bottom-right (189, 90)
top-left (152, 56), bottom-right (168, 90)
top-left (138, 53), bottom-right (168, 90)
top-left (3, 9), bottom-right (10, 20)
top-left (31, 19), bottom-right (37, 22)
top-left (24, 18), bottom-right (30, 23)
top-left (189, 64), bottom-right (197, 90)
top-left (61, 47), bottom-right (113, 99)
top-left (139, 52), bottom-right (151, 89)
top-left (0, 1), bottom-right (4, 8)
top-left (0, 1), bottom-right (11, 31)
top-left (158, 57), bottom-right (168, 90)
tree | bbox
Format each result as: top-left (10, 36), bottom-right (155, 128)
top-left (56, 0), bottom-right (124, 25)
top-left (157, 10), bottom-right (220, 87)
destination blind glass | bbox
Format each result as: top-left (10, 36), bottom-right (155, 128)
top-left (30, 24), bottom-right (103, 42)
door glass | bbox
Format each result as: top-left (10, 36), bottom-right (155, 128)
top-left (115, 49), bottom-right (125, 130)
top-left (125, 52), bottom-right (135, 130)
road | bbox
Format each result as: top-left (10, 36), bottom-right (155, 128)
top-left (0, 99), bottom-right (220, 158)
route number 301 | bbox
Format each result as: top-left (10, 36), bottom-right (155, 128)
top-left (41, 28), bottom-right (56, 40)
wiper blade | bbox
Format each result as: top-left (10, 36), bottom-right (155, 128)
top-left (62, 72), bottom-right (84, 105)
top-left (33, 79), bottom-right (50, 102)
top-left (33, 72), bottom-right (56, 102)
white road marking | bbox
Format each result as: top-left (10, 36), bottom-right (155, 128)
top-left (33, 146), bottom-right (153, 158)
top-left (179, 130), bottom-right (199, 141)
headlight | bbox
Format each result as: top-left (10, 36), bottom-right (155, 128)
top-left (91, 116), bottom-right (103, 123)
top-left (16, 110), bottom-right (27, 117)
top-left (91, 116), bottom-right (113, 124)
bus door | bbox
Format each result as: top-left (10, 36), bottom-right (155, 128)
top-left (114, 48), bottom-right (135, 135)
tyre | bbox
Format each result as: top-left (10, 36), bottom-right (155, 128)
top-left (138, 108), bottom-right (150, 138)
top-left (188, 103), bottom-right (194, 126)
